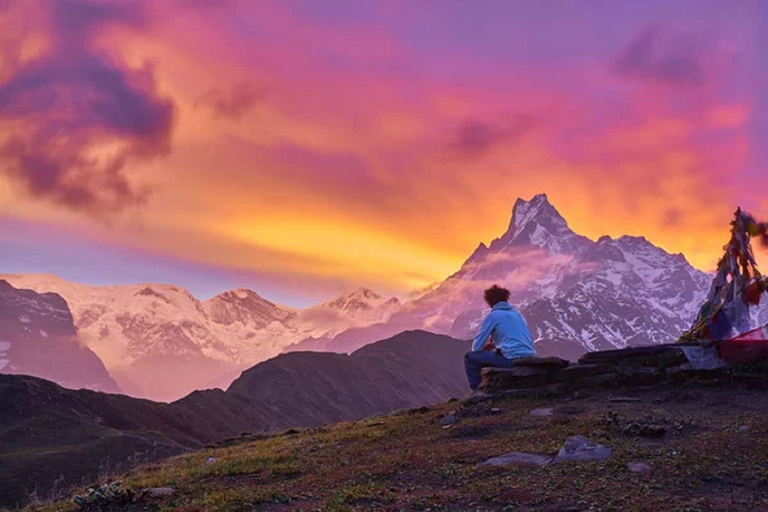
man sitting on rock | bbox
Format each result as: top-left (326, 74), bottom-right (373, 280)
top-left (465, 285), bottom-right (536, 395)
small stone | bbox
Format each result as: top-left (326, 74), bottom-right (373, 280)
top-left (529, 408), bottom-right (554, 417)
top-left (608, 396), bottom-right (642, 403)
top-left (738, 425), bottom-right (750, 432)
top-left (627, 461), bottom-right (652, 473)
top-left (143, 487), bottom-right (175, 498)
top-left (490, 407), bottom-right (502, 415)
top-left (439, 413), bottom-right (457, 426)
top-left (479, 452), bottom-right (554, 467)
top-left (552, 435), bottom-right (612, 464)
top-left (206, 457), bottom-right (216, 464)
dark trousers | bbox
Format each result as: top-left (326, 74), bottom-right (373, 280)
top-left (465, 350), bottom-right (515, 391)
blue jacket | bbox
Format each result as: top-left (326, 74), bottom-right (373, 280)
top-left (471, 302), bottom-right (536, 359)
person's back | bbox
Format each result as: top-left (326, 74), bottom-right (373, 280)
top-left (478, 301), bottom-right (535, 359)
top-left (464, 285), bottom-right (536, 393)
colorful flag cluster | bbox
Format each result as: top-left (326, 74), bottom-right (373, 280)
top-left (679, 208), bottom-right (768, 342)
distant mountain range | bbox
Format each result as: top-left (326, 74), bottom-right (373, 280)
top-left (0, 274), bottom-right (402, 401)
top-left (0, 280), bottom-right (120, 393)
top-left (6, 193), bottom-right (766, 400)
top-left (0, 330), bottom-right (467, 508)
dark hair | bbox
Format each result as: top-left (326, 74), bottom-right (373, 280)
top-left (484, 285), bottom-right (510, 307)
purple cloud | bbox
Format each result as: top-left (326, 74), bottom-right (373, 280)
top-left (0, 0), bottom-right (175, 214)
top-left (197, 81), bottom-right (265, 120)
top-left (613, 26), bottom-right (706, 87)
top-left (453, 116), bottom-right (536, 156)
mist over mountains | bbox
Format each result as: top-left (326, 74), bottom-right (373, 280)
top-left (5, 194), bottom-right (759, 399)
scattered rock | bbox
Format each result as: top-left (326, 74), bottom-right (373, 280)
top-left (439, 413), bottom-right (457, 426)
top-left (143, 487), bottom-right (176, 499)
top-left (479, 452), bottom-right (554, 467)
top-left (627, 461), bottom-right (652, 473)
top-left (490, 407), bottom-right (502, 415)
top-left (529, 408), bottom-right (554, 417)
top-left (552, 436), bottom-right (611, 463)
top-left (205, 457), bottom-right (216, 464)
top-left (738, 425), bottom-right (750, 432)
top-left (608, 396), bottom-right (642, 403)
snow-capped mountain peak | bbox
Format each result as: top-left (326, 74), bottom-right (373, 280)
top-left (324, 288), bottom-right (381, 310)
top-left (481, 194), bottom-right (590, 257)
top-left (319, 288), bottom-right (401, 314)
top-left (204, 289), bottom-right (294, 328)
top-left (509, 193), bottom-right (569, 234)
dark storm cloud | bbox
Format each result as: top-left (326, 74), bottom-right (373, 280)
top-left (0, 0), bottom-right (175, 214)
top-left (196, 81), bottom-right (265, 120)
top-left (613, 26), bottom-right (706, 87)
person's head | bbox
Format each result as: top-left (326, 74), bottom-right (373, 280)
top-left (484, 285), bottom-right (510, 307)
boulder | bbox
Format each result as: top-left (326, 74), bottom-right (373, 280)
top-left (551, 436), bottom-right (611, 463)
top-left (479, 452), bottom-right (554, 467)
top-left (439, 413), bottom-right (457, 426)
top-left (143, 487), bottom-right (176, 499)
top-left (627, 461), bottom-right (652, 473)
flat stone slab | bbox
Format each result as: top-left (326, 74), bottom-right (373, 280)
top-left (439, 413), bottom-right (457, 426)
top-left (552, 436), bottom-right (612, 464)
top-left (143, 487), bottom-right (176, 498)
top-left (511, 356), bottom-right (569, 369)
top-left (480, 452), bottom-right (554, 467)
top-left (627, 461), bottom-right (652, 473)
top-left (529, 408), bottom-right (554, 417)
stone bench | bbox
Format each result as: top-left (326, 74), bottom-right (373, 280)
top-left (478, 345), bottom-right (723, 395)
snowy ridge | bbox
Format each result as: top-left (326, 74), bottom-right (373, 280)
top-left (0, 274), bottom-right (402, 401)
top-left (316, 288), bottom-right (401, 321)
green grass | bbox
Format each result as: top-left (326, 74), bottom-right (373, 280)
top-left (23, 384), bottom-right (768, 512)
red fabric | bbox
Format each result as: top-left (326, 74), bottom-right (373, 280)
top-left (744, 282), bottom-right (762, 306)
top-left (719, 326), bottom-right (768, 363)
top-left (731, 325), bottom-right (768, 341)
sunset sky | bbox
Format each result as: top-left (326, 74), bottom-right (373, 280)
top-left (0, 0), bottom-right (765, 306)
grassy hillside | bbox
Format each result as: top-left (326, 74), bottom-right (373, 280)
top-left (23, 379), bottom-right (768, 512)
top-left (0, 331), bottom-right (470, 508)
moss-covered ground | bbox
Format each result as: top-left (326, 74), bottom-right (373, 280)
top-left (25, 382), bottom-right (768, 512)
